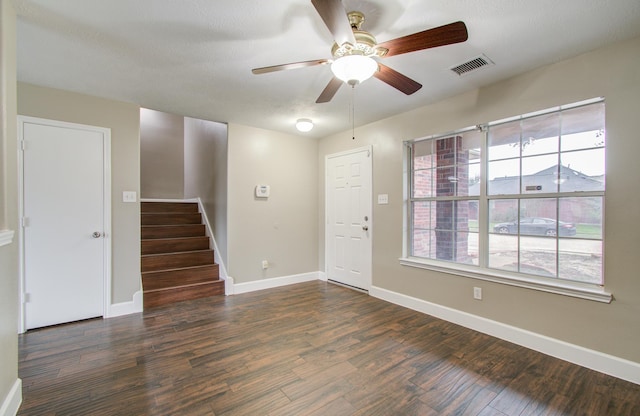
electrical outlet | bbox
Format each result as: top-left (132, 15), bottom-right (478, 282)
top-left (262, 260), bottom-right (269, 269)
top-left (473, 287), bottom-right (482, 300)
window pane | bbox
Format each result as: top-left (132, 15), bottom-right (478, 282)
top-left (488, 159), bottom-right (520, 195)
top-left (521, 154), bottom-right (558, 176)
top-left (414, 132), bottom-right (481, 198)
top-left (433, 231), bottom-right (477, 264)
top-left (468, 162), bottom-right (480, 196)
top-left (560, 103), bottom-right (605, 151)
top-left (559, 239), bottom-right (602, 284)
top-left (455, 231), bottom-right (477, 264)
top-left (412, 200), bottom-right (478, 263)
top-left (413, 140), bottom-right (434, 159)
top-left (488, 233), bottom-right (518, 270)
top-left (468, 201), bottom-right (479, 232)
top-left (412, 141), bottom-right (435, 198)
top-left (412, 201), bottom-right (433, 230)
top-left (489, 120), bottom-right (520, 160)
top-left (561, 130), bottom-right (605, 152)
top-left (412, 229), bottom-right (435, 258)
top-left (413, 167), bottom-right (434, 197)
top-left (520, 198), bottom-right (558, 236)
top-left (521, 112), bottom-right (559, 156)
top-left (436, 166), bottom-right (457, 197)
top-left (489, 199), bottom-right (518, 233)
top-left (467, 232), bottom-right (479, 265)
top-left (559, 197), bottom-right (602, 239)
top-left (560, 148), bottom-right (605, 192)
top-left (522, 155), bottom-right (559, 194)
top-left (520, 236), bottom-right (557, 277)
top-left (435, 201), bottom-right (455, 231)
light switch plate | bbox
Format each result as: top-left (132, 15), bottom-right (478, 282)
top-left (122, 191), bottom-right (137, 203)
top-left (377, 194), bottom-right (389, 204)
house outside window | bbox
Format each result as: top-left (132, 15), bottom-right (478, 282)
top-left (406, 98), bottom-right (605, 291)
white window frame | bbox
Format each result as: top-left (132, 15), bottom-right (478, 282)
top-left (401, 98), bottom-right (612, 303)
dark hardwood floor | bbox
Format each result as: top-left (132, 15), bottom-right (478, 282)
top-left (18, 281), bottom-right (640, 415)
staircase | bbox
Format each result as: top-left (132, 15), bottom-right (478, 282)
top-left (141, 201), bottom-right (224, 308)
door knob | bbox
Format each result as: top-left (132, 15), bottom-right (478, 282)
top-left (362, 225), bottom-right (369, 231)
top-left (92, 231), bottom-right (102, 238)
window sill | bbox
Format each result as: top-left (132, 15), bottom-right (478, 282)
top-left (399, 256), bottom-right (612, 303)
top-left (0, 230), bottom-right (15, 247)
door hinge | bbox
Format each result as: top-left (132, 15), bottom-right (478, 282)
top-left (22, 293), bottom-right (30, 303)
top-left (20, 140), bottom-right (26, 151)
top-left (21, 217), bottom-right (29, 227)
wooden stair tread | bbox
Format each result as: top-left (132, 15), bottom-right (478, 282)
top-left (142, 249), bottom-right (214, 258)
top-left (141, 236), bottom-right (210, 255)
top-left (141, 224), bottom-right (206, 239)
top-left (141, 201), bottom-right (199, 213)
top-left (143, 282), bottom-right (224, 309)
top-left (142, 263), bottom-right (219, 275)
top-left (144, 280), bottom-right (219, 293)
top-left (142, 264), bottom-right (220, 292)
top-left (141, 235), bottom-right (208, 241)
top-left (141, 212), bottom-right (202, 226)
top-left (141, 249), bottom-right (215, 273)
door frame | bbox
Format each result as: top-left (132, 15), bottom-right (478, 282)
top-left (324, 145), bottom-right (373, 291)
top-left (17, 116), bottom-right (112, 333)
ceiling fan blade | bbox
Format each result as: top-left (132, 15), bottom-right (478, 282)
top-left (316, 77), bottom-right (343, 103)
top-left (252, 59), bottom-right (331, 75)
top-left (311, 0), bottom-right (356, 47)
top-left (377, 21), bottom-right (468, 58)
top-left (374, 63), bottom-right (422, 95)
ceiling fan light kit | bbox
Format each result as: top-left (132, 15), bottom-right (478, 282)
top-left (252, 0), bottom-right (468, 104)
top-left (331, 54), bottom-right (378, 85)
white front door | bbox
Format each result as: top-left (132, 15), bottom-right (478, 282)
top-left (20, 117), bottom-right (110, 330)
top-left (326, 147), bottom-right (372, 290)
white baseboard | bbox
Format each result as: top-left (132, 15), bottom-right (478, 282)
top-left (0, 379), bottom-right (22, 416)
top-left (106, 290), bottom-right (143, 318)
top-left (232, 272), bottom-right (320, 295)
top-left (318, 271), bottom-right (327, 282)
top-left (370, 285), bottom-right (640, 385)
top-left (225, 276), bottom-right (235, 295)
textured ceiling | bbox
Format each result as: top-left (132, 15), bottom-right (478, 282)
top-left (14, 0), bottom-right (640, 139)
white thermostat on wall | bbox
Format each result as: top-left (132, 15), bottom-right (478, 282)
top-left (255, 185), bottom-right (270, 198)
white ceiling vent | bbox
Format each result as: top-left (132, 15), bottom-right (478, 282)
top-left (450, 54), bottom-right (494, 76)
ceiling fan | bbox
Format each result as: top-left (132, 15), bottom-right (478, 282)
top-left (252, 0), bottom-right (468, 103)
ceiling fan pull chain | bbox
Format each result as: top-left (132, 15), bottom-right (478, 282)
top-left (351, 85), bottom-right (356, 140)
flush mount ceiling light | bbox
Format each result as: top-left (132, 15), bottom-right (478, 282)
top-left (295, 118), bottom-right (314, 132)
top-left (331, 54), bottom-right (378, 86)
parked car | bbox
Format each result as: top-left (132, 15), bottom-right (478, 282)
top-left (493, 217), bottom-right (576, 236)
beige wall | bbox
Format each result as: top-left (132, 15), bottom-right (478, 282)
top-left (17, 83), bottom-right (141, 304)
top-left (227, 124), bottom-right (318, 283)
top-left (184, 117), bottom-right (228, 264)
top-left (0, 0), bottom-right (20, 409)
top-left (140, 108), bottom-right (184, 199)
top-left (319, 36), bottom-right (640, 363)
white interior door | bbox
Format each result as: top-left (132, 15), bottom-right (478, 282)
top-left (326, 147), bottom-right (372, 290)
top-left (20, 117), bottom-right (110, 330)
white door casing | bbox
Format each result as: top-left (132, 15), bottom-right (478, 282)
top-left (325, 146), bottom-right (372, 291)
top-left (18, 116), bottom-right (111, 332)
